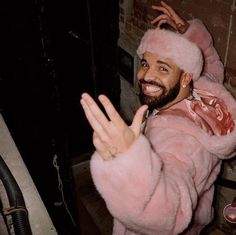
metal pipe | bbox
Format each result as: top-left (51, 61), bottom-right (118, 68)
top-left (0, 155), bottom-right (32, 235)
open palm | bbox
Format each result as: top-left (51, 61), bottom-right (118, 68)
top-left (80, 93), bottom-right (148, 160)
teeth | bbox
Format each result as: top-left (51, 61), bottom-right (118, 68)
top-left (146, 85), bottom-right (161, 92)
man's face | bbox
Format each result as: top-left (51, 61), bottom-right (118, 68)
top-left (137, 52), bottom-right (183, 111)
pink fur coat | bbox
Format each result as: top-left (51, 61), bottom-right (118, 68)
top-left (90, 19), bottom-right (236, 235)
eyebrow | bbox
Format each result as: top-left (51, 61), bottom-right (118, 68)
top-left (141, 59), bottom-right (146, 63)
top-left (141, 58), bottom-right (173, 69)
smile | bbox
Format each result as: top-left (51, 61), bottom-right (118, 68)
top-left (142, 84), bottom-right (163, 96)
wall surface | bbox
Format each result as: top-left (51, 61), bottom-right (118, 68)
top-left (119, 0), bottom-right (236, 106)
top-left (0, 114), bottom-right (57, 235)
top-left (118, 1), bottom-right (236, 233)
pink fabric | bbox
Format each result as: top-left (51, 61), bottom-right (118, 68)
top-left (137, 27), bottom-right (203, 81)
top-left (185, 89), bottom-right (234, 136)
top-left (89, 19), bottom-right (236, 235)
top-left (183, 19), bottom-right (224, 83)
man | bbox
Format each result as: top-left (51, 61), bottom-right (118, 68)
top-left (80, 1), bottom-right (236, 234)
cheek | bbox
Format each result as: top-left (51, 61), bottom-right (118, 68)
top-left (165, 78), bottom-right (179, 91)
top-left (162, 80), bottom-right (171, 90)
top-left (137, 69), bottom-right (144, 80)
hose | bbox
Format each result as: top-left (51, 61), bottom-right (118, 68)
top-left (0, 155), bottom-right (32, 235)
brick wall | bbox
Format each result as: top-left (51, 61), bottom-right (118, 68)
top-left (119, 0), bottom-right (236, 96)
top-left (118, 2), bottom-right (236, 232)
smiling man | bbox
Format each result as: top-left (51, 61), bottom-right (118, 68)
top-left (138, 53), bottom-right (189, 112)
top-left (80, 2), bottom-right (236, 235)
top-left (138, 55), bottom-right (184, 112)
top-left (136, 25), bottom-right (202, 114)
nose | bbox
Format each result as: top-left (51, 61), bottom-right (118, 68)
top-left (137, 64), bottom-right (157, 82)
top-left (144, 75), bottom-right (157, 82)
top-left (143, 68), bottom-right (158, 82)
top-left (142, 63), bottom-right (159, 79)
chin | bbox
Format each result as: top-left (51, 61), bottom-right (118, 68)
top-left (140, 95), bottom-right (164, 111)
top-left (140, 80), bottom-right (181, 111)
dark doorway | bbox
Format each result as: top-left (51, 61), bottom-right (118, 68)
top-left (0, 0), bottom-right (120, 234)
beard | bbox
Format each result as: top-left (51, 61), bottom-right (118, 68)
top-left (139, 79), bottom-right (181, 112)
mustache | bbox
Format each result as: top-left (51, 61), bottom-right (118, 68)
top-left (138, 79), bottom-right (164, 89)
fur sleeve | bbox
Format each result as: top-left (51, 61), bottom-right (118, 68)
top-left (184, 19), bottom-right (224, 83)
top-left (90, 132), bottom-right (202, 234)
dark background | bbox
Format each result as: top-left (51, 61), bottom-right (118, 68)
top-left (0, 0), bottom-right (120, 234)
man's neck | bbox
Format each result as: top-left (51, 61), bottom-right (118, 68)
top-left (159, 85), bottom-right (191, 111)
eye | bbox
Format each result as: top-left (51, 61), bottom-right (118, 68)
top-left (141, 61), bottom-right (149, 69)
top-left (159, 66), bottom-right (168, 72)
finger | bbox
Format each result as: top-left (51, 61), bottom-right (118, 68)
top-left (150, 14), bottom-right (169, 25)
top-left (93, 132), bottom-right (112, 160)
top-left (98, 95), bottom-right (125, 128)
top-left (80, 96), bottom-right (109, 140)
top-left (151, 14), bottom-right (176, 30)
top-left (157, 19), bottom-right (168, 28)
top-left (96, 148), bottom-right (113, 160)
top-left (157, 18), bottom-right (177, 30)
top-left (93, 131), bottom-right (110, 150)
top-left (160, 1), bottom-right (175, 17)
top-left (93, 132), bottom-right (103, 147)
top-left (130, 105), bottom-right (148, 135)
top-left (160, 1), bottom-right (185, 24)
top-left (93, 131), bottom-right (104, 150)
top-left (100, 153), bottom-right (113, 161)
top-left (151, 14), bottom-right (177, 30)
top-left (80, 97), bottom-right (103, 131)
top-left (151, 5), bottom-right (171, 17)
top-left (81, 93), bottom-right (109, 124)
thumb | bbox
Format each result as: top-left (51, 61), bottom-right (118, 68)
top-left (130, 105), bottom-right (148, 134)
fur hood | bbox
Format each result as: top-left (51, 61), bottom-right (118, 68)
top-left (147, 77), bottom-right (236, 159)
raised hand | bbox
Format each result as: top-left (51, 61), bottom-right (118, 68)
top-left (151, 1), bottom-right (189, 34)
top-left (80, 93), bottom-right (148, 160)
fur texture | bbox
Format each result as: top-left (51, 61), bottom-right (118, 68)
top-left (90, 19), bottom-right (236, 235)
top-left (137, 26), bottom-right (203, 81)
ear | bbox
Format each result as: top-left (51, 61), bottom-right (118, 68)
top-left (181, 73), bottom-right (192, 88)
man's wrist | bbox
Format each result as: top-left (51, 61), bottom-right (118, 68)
top-left (177, 22), bottom-right (190, 34)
